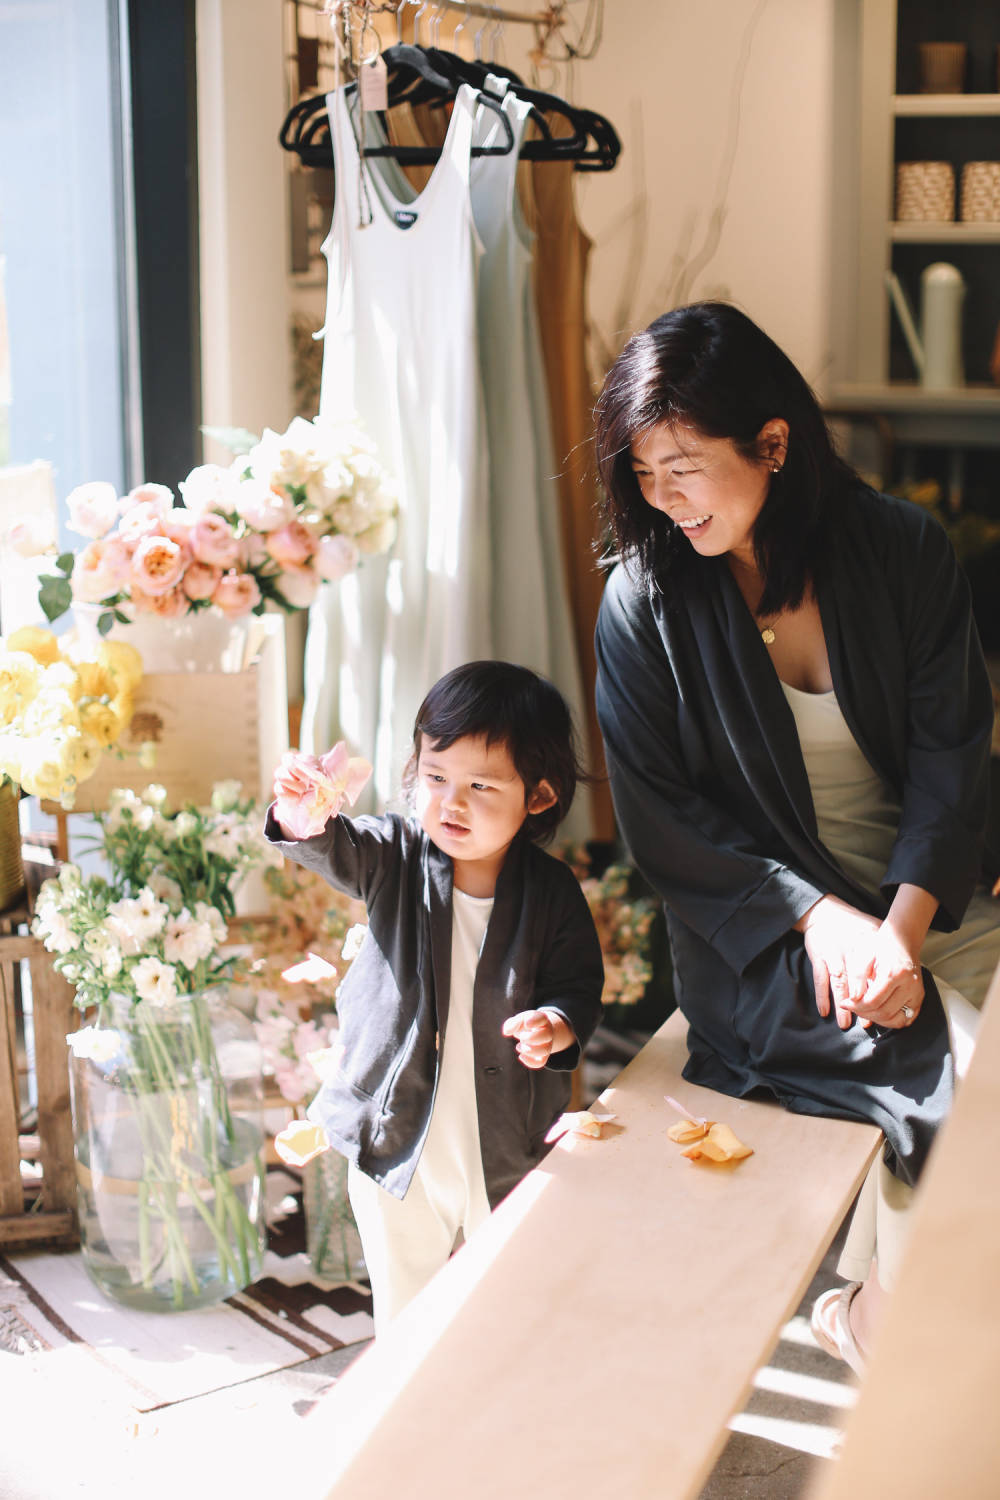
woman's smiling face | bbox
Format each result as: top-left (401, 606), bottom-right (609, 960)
top-left (629, 419), bottom-right (787, 568)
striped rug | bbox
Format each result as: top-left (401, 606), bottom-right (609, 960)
top-left (0, 1167), bottom-right (374, 1411)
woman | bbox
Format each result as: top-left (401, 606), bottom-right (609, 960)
top-left (593, 302), bottom-right (999, 1372)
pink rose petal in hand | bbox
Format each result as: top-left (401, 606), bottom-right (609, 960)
top-left (273, 743), bottom-right (372, 839)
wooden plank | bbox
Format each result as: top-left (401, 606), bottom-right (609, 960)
top-left (29, 951), bottom-right (77, 1219)
top-left (306, 1011), bottom-right (881, 1500)
top-left (0, 953), bottom-right (23, 1216)
top-left (0, 1211), bottom-right (76, 1247)
top-left (806, 964), bottom-right (1000, 1500)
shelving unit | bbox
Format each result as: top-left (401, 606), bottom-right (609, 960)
top-left (833, 0), bottom-right (1000, 504)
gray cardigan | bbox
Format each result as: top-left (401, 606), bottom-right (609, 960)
top-left (264, 806), bottom-right (604, 1206)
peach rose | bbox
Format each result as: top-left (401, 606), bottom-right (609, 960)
top-left (124, 482), bottom-right (174, 514)
top-left (266, 520), bottom-right (316, 570)
top-left (178, 464), bottom-right (242, 517)
top-left (212, 571), bottom-right (261, 617)
top-left (130, 534), bottom-right (186, 597)
top-left (130, 585), bottom-right (188, 618)
top-left (161, 507), bottom-right (199, 547)
top-left (118, 501), bottom-right (169, 546)
top-left (191, 512), bottom-right (241, 569)
top-left (182, 560), bottom-right (222, 601)
top-left (71, 538), bottom-right (130, 603)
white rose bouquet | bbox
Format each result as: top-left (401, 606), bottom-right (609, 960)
top-left (35, 414), bottom-right (398, 633)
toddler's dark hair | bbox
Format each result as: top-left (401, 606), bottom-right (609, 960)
top-left (403, 661), bottom-right (586, 844)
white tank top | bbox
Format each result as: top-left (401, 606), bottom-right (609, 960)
top-left (303, 85), bottom-right (492, 803)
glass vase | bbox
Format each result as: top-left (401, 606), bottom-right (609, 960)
top-left (302, 1150), bottom-right (366, 1284)
top-left (69, 989), bottom-right (266, 1311)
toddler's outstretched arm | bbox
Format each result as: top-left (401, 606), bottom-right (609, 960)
top-left (502, 1009), bottom-right (576, 1070)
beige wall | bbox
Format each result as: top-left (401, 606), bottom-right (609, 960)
top-left (502, 0), bottom-right (854, 393)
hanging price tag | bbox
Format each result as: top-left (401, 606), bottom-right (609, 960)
top-left (360, 56), bottom-right (388, 113)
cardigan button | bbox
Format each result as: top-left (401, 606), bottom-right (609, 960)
top-left (484, 1065), bottom-right (501, 1076)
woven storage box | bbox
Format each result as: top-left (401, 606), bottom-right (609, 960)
top-left (960, 162), bottom-right (1000, 223)
top-left (896, 161), bottom-right (955, 222)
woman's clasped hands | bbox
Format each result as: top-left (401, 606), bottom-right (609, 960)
top-left (798, 894), bottom-right (924, 1032)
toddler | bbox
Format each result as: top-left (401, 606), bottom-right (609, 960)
top-left (268, 661), bottom-right (604, 1329)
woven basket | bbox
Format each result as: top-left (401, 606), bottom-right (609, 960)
top-left (896, 161), bottom-right (955, 223)
top-left (0, 781), bottom-right (25, 914)
top-left (960, 162), bottom-right (1000, 223)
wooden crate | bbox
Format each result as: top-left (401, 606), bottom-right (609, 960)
top-left (0, 904), bottom-right (78, 1249)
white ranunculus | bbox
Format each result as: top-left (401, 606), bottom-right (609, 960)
top-left (132, 956), bottom-right (179, 1007)
top-left (35, 909), bottom-right (78, 955)
top-left (173, 811), bottom-right (198, 839)
top-left (233, 476), bottom-right (293, 533)
top-left (67, 1026), bottom-right (122, 1064)
top-left (194, 901), bottom-right (227, 944)
top-left (141, 783), bottom-right (169, 808)
top-left (146, 872), bottom-right (184, 907)
top-left (164, 911), bottom-right (215, 969)
top-left (210, 780), bottom-right (243, 813)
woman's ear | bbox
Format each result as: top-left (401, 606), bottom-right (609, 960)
top-left (756, 417), bottom-right (789, 470)
top-left (527, 779), bottom-right (557, 815)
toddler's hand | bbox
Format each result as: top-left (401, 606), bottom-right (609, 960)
top-left (274, 1120), bottom-right (329, 1167)
top-left (503, 1009), bottom-right (560, 1070)
top-left (273, 742), bottom-right (372, 839)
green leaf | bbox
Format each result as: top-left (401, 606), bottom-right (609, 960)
top-left (38, 576), bottom-right (73, 623)
top-left (55, 551), bottom-right (76, 575)
top-left (200, 425), bottom-right (260, 456)
top-left (97, 610), bottom-right (116, 637)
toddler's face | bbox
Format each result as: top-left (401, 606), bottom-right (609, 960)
top-left (415, 734), bottom-right (552, 880)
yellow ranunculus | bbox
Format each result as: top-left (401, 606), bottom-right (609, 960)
top-left (79, 699), bottom-right (122, 748)
top-left (0, 652), bottom-right (41, 726)
top-left (97, 640), bottom-right (143, 692)
top-left (70, 732), bottom-right (104, 784)
top-left (109, 690), bottom-right (134, 731)
top-left (5, 626), bottom-right (61, 666)
top-left (73, 661), bottom-right (115, 699)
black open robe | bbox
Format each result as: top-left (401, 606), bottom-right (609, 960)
top-left (595, 487), bottom-right (995, 1185)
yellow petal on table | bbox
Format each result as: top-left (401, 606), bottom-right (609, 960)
top-left (273, 1120), bottom-right (329, 1167)
top-left (681, 1121), bottom-right (753, 1163)
top-left (564, 1110), bottom-right (617, 1138)
top-left (667, 1118), bottom-right (710, 1144)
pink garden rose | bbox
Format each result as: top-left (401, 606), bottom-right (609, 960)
top-left (191, 512), bottom-right (241, 569)
top-left (240, 532), bottom-right (270, 570)
top-left (275, 564), bottom-right (318, 610)
top-left (182, 560), bottom-right (222, 601)
top-left (315, 533), bottom-right (360, 582)
top-left (130, 534), bottom-right (187, 597)
top-left (66, 481), bottom-right (119, 539)
top-left (212, 570), bottom-right (261, 617)
top-left (266, 520), bottom-right (316, 570)
top-left (125, 482), bottom-right (174, 513)
top-left (118, 501), bottom-right (169, 546)
top-left (71, 538), bottom-right (133, 602)
top-left (161, 507), bottom-right (199, 546)
top-left (272, 742), bottom-right (372, 840)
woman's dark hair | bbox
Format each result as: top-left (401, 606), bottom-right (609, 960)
top-left (594, 301), bottom-right (862, 614)
top-left (403, 661), bottom-right (585, 844)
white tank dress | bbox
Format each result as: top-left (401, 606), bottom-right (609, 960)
top-left (303, 85), bottom-right (492, 805)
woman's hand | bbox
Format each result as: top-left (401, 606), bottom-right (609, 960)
top-left (797, 895), bottom-right (883, 1029)
top-left (797, 884), bottom-right (937, 1031)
